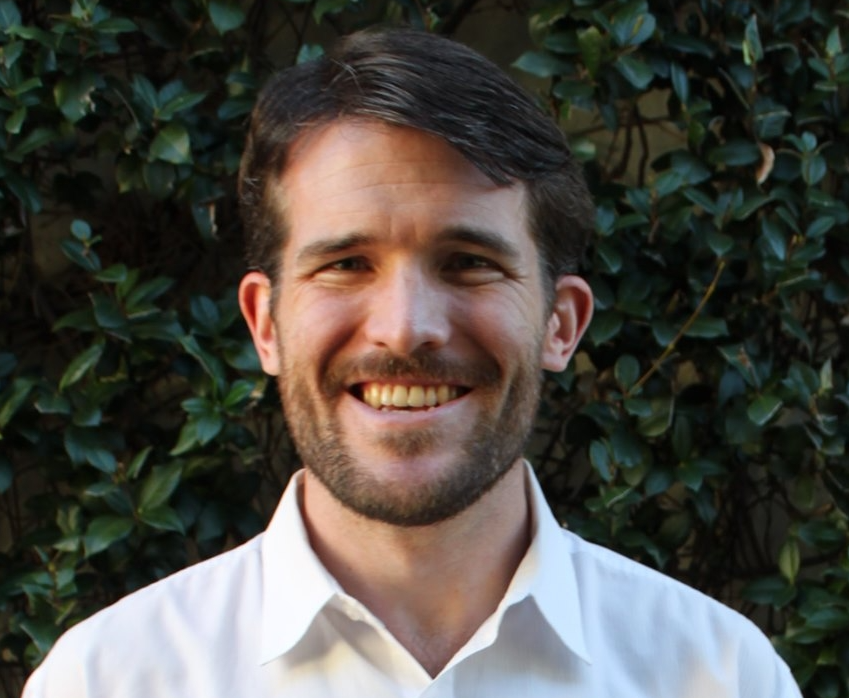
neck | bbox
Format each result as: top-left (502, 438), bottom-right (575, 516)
top-left (301, 461), bottom-right (530, 677)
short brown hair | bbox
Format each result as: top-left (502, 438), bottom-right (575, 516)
top-left (239, 28), bottom-right (594, 290)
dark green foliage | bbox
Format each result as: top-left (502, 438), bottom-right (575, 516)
top-left (0, 0), bottom-right (847, 696)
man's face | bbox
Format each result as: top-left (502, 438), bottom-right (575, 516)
top-left (240, 119), bottom-right (591, 526)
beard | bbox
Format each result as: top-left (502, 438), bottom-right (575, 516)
top-left (277, 342), bottom-right (544, 527)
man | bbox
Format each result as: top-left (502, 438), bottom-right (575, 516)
top-left (24, 28), bottom-right (800, 697)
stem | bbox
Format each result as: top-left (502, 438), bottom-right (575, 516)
top-left (628, 260), bottom-right (726, 396)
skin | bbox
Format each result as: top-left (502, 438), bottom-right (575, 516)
top-left (239, 119), bottom-right (594, 676)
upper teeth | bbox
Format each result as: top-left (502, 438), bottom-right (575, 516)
top-left (361, 383), bottom-right (459, 409)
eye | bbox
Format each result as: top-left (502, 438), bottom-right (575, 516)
top-left (442, 253), bottom-right (505, 283)
top-left (322, 256), bottom-right (371, 273)
top-left (445, 253), bottom-right (495, 271)
top-left (447, 254), bottom-right (494, 270)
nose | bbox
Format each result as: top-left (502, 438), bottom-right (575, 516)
top-left (363, 266), bottom-right (451, 355)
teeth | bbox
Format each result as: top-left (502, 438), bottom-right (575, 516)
top-left (408, 386), bottom-right (425, 408)
top-left (360, 383), bottom-right (459, 409)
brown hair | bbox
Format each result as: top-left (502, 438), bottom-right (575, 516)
top-left (239, 28), bottom-right (594, 291)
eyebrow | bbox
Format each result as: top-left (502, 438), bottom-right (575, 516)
top-left (294, 226), bottom-right (523, 267)
top-left (440, 226), bottom-right (523, 261)
top-left (294, 232), bottom-right (375, 267)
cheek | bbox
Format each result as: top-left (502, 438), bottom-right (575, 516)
top-left (458, 294), bottom-right (544, 363)
top-left (279, 293), bottom-right (364, 364)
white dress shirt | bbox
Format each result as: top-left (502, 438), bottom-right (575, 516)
top-left (23, 465), bottom-right (800, 698)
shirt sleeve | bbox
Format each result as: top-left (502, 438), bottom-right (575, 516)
top-left (20, 630), bottom-right (89, 698)
top-left (737, 624), bottom-right (802, 698)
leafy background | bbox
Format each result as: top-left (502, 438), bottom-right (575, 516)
top-left (1, 0), bottom-right (848, 695)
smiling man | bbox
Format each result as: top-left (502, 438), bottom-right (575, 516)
top-left (24, 28), bottom-right (800, 698)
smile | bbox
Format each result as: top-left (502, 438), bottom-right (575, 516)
top-left (356, 382), bottom-right (468, 410)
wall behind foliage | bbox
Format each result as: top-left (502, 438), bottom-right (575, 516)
top-left (1, 0), bottom-right (848, 695)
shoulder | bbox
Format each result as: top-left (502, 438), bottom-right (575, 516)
top-left (559, 529), bottom-right (799, 697)
top-left (23, 534), bottom-right (266, 698)
top-left (561, 527), bottom-right (758, 635)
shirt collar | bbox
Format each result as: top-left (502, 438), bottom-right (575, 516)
top-left (259, 463), bottom-right (592, 666)
top-left (509, 461), bottom-right (592, 664)
top-left (259, 470), bottom-right (341, 664)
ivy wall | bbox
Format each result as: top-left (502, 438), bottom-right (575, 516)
top-left (1, 0), bottom-right (848, 695)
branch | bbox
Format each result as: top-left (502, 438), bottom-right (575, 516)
top-left (628, 260), bottom-right (726, 396)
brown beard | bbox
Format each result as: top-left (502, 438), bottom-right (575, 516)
top-left (277, 345), bottom-right (544, 527)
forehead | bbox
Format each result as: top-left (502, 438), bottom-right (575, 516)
top-left (276, 119), bottom-right (532, 252)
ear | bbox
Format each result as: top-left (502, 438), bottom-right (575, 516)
top-left (541, 275), bottom-right (594, 372)
top-left (238, 271), bottom-right (281, 376)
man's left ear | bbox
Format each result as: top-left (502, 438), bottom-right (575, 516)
top-left (541, 275), bottom-right (594, 372)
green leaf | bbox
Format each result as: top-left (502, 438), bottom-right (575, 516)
top-left (589, 440), bottom-right (613, 482)
top-left (71, 219), bottom-right (92, 241)
top-left (637, 398), bottom-right (673, 438)
top-left (683, 316), bottom-right (728, 338)
top-left (179, 335), bottom-right (227, 391)
top-left (588, 311), bottom-right (623, 344)
top-left (19, 620), bottom-right (60, 658)
top-left (0, 0), bottom-right (22, 29)
top-left (170, 420), bottom-right (198, 456)
top-left (806, 216), bottom-right (836, 238)
top-left (577, 26), bottom-right (604, 78)
top-left (742, 15), bottom-right (763, 65)
top-left (8, 127), bottom-right (57, 161)
top-left (801, 154), bottom-right (827, 186)
top-left (149, 123), bottom-right (191, 165)
top-left (190, 295), bottom-right (220, 332)
top-left (84, 516), bottom-right (134, 557)
top-left (91, 293), bottom-right (126, 331)
top-left (93, 17), bottom-right (137, 34)
top-left (139, 505), bottom-right (186, 534)
top-left (670, 62), bottom-right (689, 103)
top-left (124, 276), bottom-right (174, 309)
top-left (825, 27), bottom-right (842, 57)
top-left (0, 377), bottom-right (35, 431)
top-left (614, 55), bottom-right (654, 89)
top-left (59, 343), bottom-right (104, 391)
top-left (708, 140), bottom-right (761, 167)
top-left (157, 91), bottom-right (206, 121)
top-left (296, 44), bottom-right (324, 64)
top-left (53, 307), bottom-right (97, 332)
top-left (706, 230), bottom-right (734, 256)
top-left (0, 352), bottom-right (15, 378)
top-left (54, 70), bottom-right (100, 123)
top-left (126, 446), bottom-right (153, 480)
top-left (137, 463), bottom-right (183, 512)
top-left (95, 264), bottom-right (128, 283)
top-left (0, 457), bottom-right (12, 493)
top-left (131, 74), bottom-right (159, 113)
top-left (34, 392), bottom-right (71, 415)
top-left (223, 379), bottom-right (257, 410)
top-left (610, 3), bottom-right (655, 48)
top-left (513, 51), bottom-right (570, 78)
top-left (614, 355), bottom-right (640, 390)
top-left (747, 394), bottom-right (783, 426)
top-left (611, 426), bottom-right (643, 467)
top-left (196, 413), bottom-right (223, 445)
top-left (733, 193), bottom-right (772, 221)
top-left (741, 576), bottom-right (794, 606)
top-left (208, 0), bottom-right (246, 33)
top-left (778, 538), bottom-right (800, 583)
top-left (5, 106), bottom-right (26, 134)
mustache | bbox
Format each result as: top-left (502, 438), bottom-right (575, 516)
top-left (323, 351), bottom-right (501, 394)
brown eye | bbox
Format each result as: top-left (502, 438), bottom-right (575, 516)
top-left (326, 257), bottom-right (370, 272)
